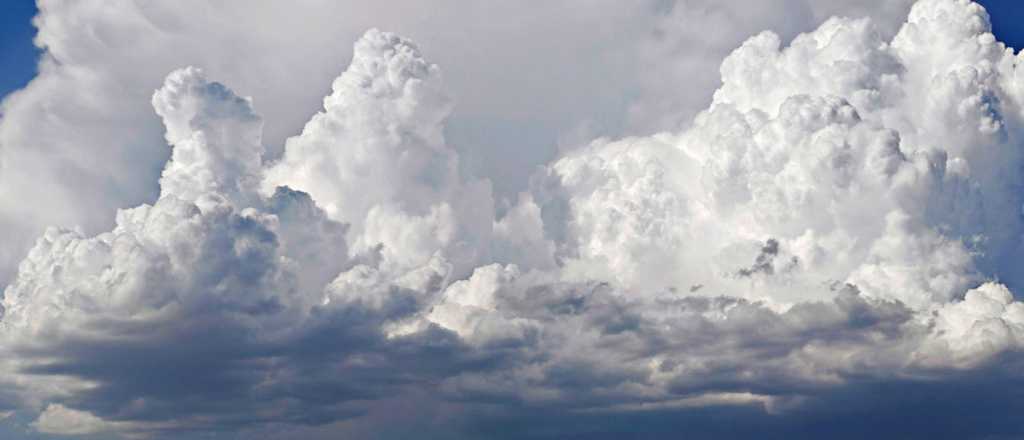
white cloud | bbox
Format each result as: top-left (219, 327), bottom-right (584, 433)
top-left (916, 282), bottom-right (1024, 368)
top-left (264, 30), bottom-right (478, 277)
top-left (0, 0), bottom-right (915, 286)
top-left (32, 404), bottom-right (119, 436)
top-left (3, 1), bottom-right (1024, 439)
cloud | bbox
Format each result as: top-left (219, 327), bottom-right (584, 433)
top-left (2, 0), bottom-right (1024, 439)
top-left (263, 29), bottom-right (495, 278)
top-left (918, 282), bottom-right (1024, 368)
top-left (32, 404), bottom-right (131, 436)
top-left (0, 0), bottom-right (916, 286)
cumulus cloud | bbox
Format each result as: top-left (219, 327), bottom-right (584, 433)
top-left (0, 0), bottom-right (917, 287)
top-left (264, 29), bottom-right (496, 278)
top-left (2, 0), bottom-right (1024, 439)
top-left (32, 404), bottom-right (132, 436)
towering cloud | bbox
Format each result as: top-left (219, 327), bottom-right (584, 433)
top-left (0, 0), bottom-right (916, 287)
top-left (2, 0), bottom-right (1024, 439)
top-left (264, 29), bottom-right (496, 278)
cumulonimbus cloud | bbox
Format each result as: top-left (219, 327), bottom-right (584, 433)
top-left (2, 0), bottom-right (1024, 438)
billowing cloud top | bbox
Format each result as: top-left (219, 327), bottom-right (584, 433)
top-left (2, 0), bottom-right (1024, 438)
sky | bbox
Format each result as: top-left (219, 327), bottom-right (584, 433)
top-left (3, 0), bottom-right (1024, 439)
top-left (0, 2), bottom-right (39, 100)
top-left (984, 0), bottom-right (1024, 50)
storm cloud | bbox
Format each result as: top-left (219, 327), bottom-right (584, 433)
top-left (3, 0), bottom-right (1024, 439)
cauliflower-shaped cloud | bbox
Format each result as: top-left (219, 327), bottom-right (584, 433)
top-left (3, 1), bottom-right (1024, 439)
